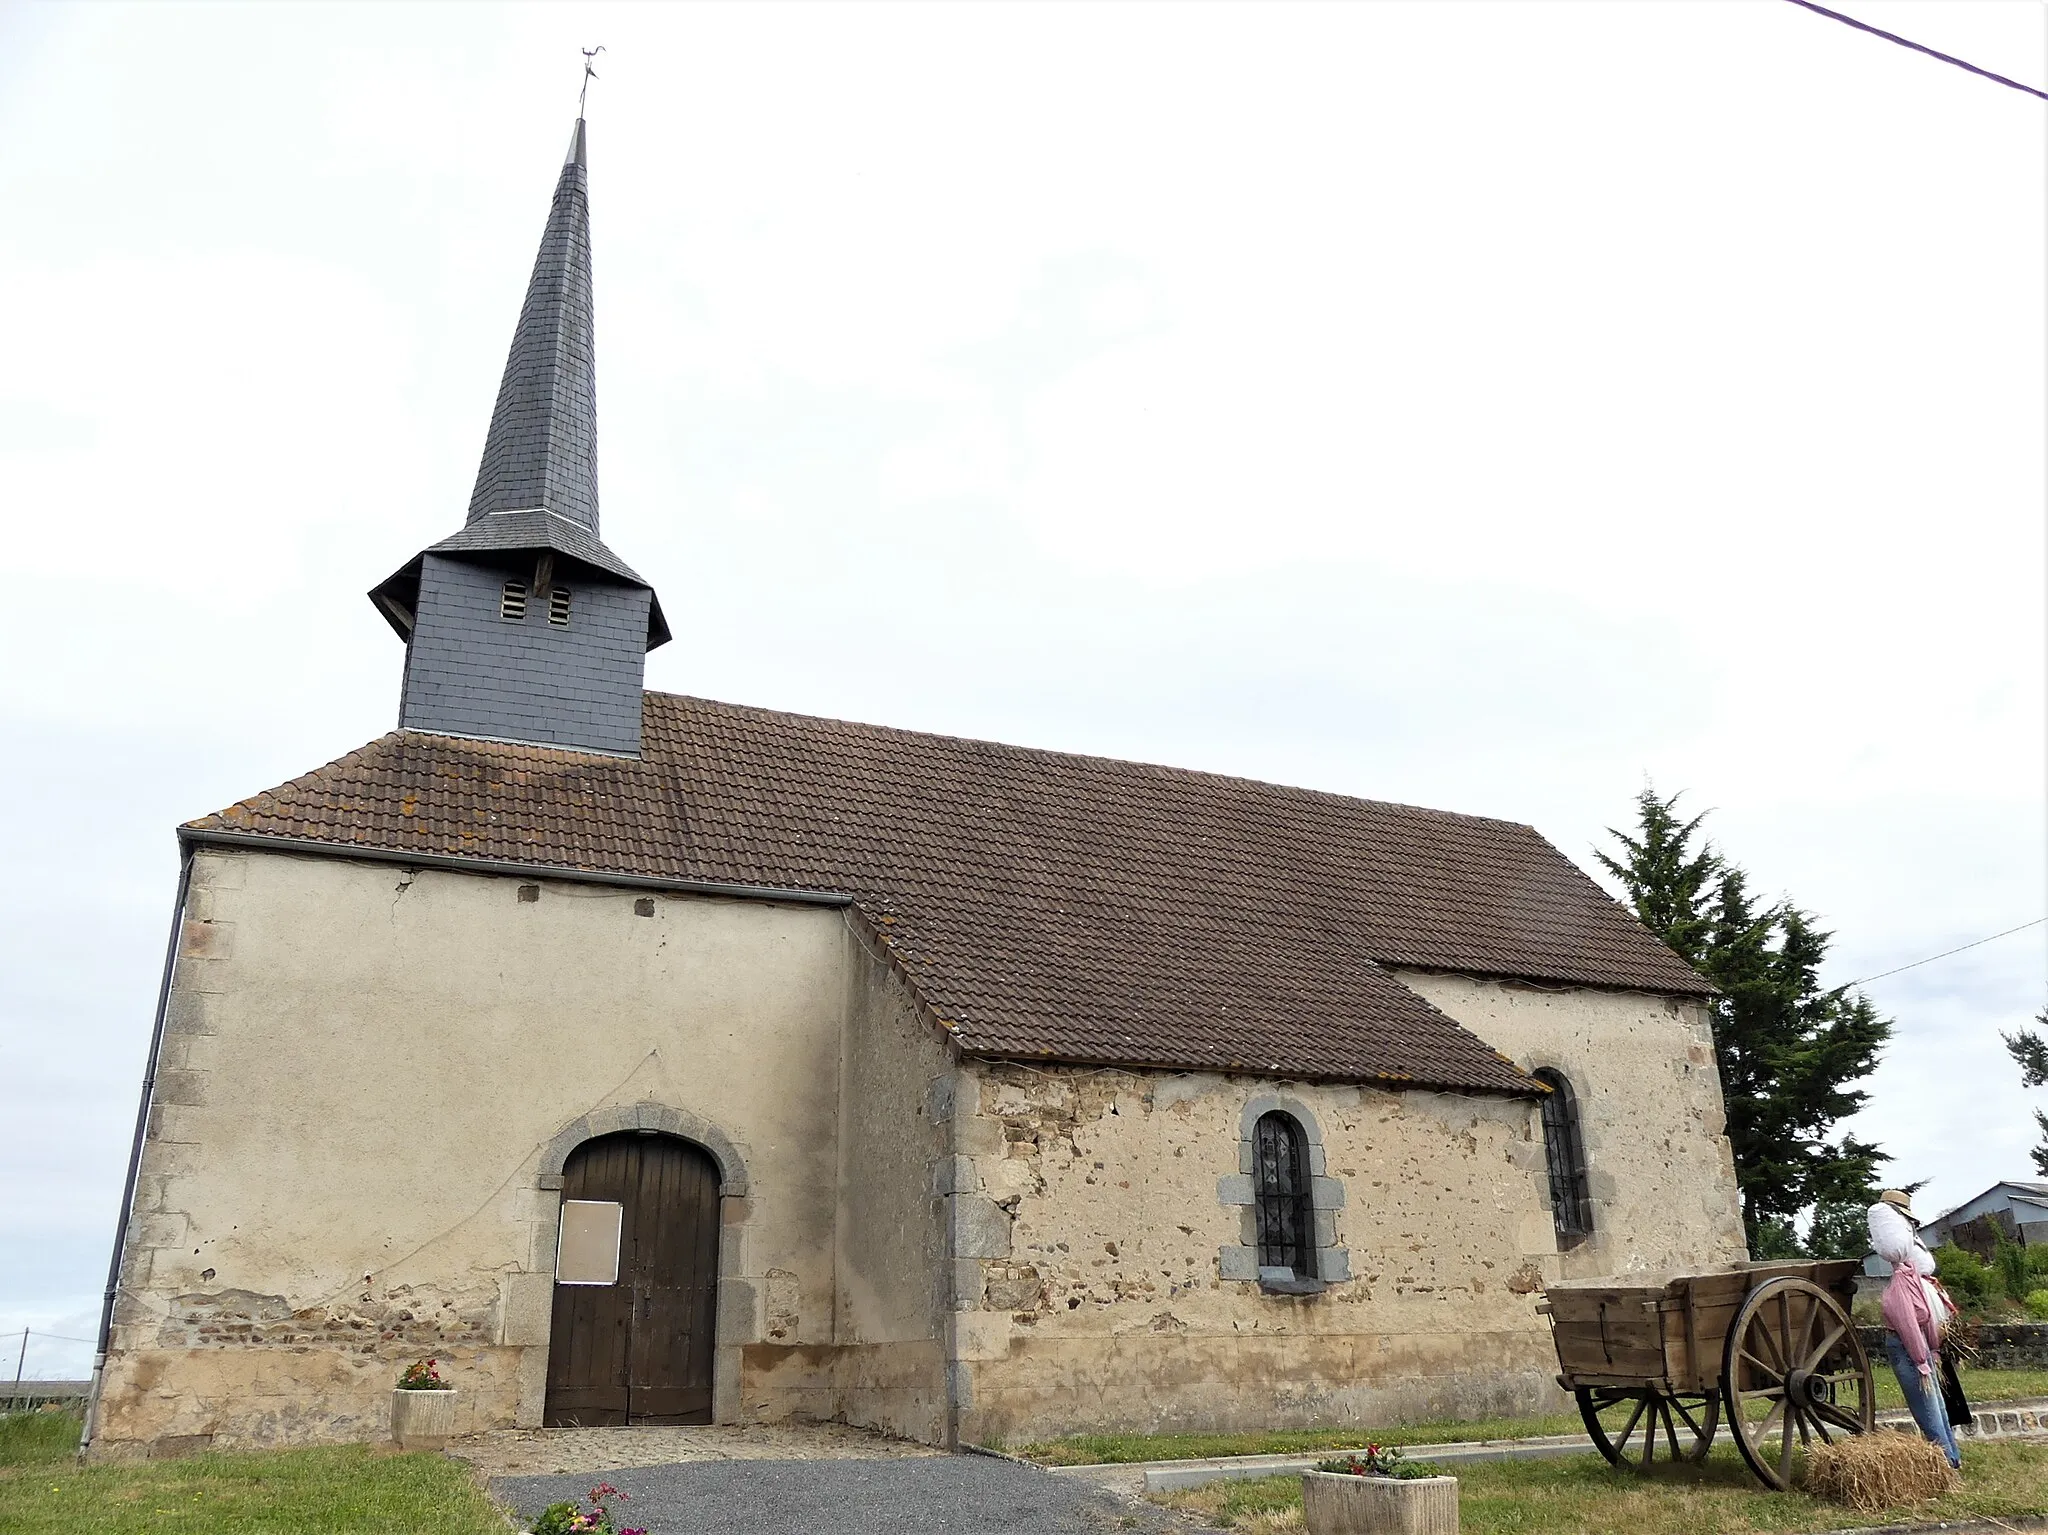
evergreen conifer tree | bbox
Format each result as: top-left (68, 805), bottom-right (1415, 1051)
top-left (2001, 1012), bottom-right (2048, 1176)
top-left (1598, 789), bottom-right (1893, 1249)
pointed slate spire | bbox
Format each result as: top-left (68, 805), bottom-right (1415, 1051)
top-left (467, 118), bottom-right (599, 533)
top-left (368, 110), bottom-right (665, 758)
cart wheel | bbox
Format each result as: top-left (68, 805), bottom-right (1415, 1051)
top-left (1720, 1276), bottom-right (1874, 1490)
top-left (1576, 1387), bottom-right (1719, 1469)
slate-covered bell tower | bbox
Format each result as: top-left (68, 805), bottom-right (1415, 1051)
top-left (369, 117), bottom-right (669, 758)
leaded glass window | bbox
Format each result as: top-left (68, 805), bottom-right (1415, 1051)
top-left (1253, 1111), bottom-right (1315, 1277)
top-left (1534, 1069), bottom-right (1594, 1245)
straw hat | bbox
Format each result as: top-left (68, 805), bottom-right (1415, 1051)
top-left (1879, 1189), bottom-right (1915, 1217)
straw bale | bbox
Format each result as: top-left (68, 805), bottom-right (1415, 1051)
top-left (1803, 1430), bottom-right (1958, 1514)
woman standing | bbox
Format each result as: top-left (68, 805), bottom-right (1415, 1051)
top-left (1867, 1189), bottom-right (1961, 1470)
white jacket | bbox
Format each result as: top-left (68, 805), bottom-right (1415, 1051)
top-left (1867, 1201), bottom-right (1949, 1330)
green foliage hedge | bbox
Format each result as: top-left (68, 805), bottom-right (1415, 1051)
top-left (1935, 1240), bottom-right (2048, 1313)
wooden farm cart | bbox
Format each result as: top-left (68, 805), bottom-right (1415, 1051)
top-left (1541, 1260), bottom-right (1874, 1490)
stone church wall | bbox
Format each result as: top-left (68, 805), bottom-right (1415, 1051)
top-left (943, 978), bottom-right (1744, 1447)
top-left (734, 919), bottom-right (955, 1444)
top-left (1391, 972), bottom-right (1748, 1279)
top-left (93, 846), bottom-right (1741, 1455)
top-left (90, 846), bottom-right (951, 1454)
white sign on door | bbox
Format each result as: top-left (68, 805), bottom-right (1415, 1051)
top-left (556, 1199), bottom-right (623, 1286)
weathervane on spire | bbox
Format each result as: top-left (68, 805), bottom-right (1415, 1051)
top-left (578, 46), bottom-right (604, 117)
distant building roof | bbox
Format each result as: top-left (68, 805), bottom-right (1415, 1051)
top-left (1924, 1180), bottom-right (2048, 1232)
top-left (186, 694), bottom-right (1712, 1093)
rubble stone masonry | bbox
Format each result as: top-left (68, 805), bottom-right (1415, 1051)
top-left (941, 974), bottom-right (1744, 1446)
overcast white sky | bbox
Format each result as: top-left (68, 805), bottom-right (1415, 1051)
top-left (1, 1), bottom-right (2042, 1380)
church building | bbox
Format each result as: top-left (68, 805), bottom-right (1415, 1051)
top-left (86, 114), bottom-right (1745, 1456)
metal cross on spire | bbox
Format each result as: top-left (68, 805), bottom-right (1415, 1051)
top-left (578, 46), bottom-right (604, 116)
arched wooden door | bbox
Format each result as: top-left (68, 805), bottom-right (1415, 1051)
top-left (544, 1131), bottom-right (720, 1426)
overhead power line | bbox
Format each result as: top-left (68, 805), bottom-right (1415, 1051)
top-left (1781, 0), bottom-right (2048, 102)
top-left (1843, 917), bottom-right (2048, 988)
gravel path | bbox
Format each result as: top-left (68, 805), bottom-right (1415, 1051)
top-left (493, 1454), bottom-right (1221, 1535)
top-left (451, 1421), bottom-right (946, 1477)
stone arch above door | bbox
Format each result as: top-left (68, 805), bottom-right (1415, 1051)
top-left (536, 1101), bottom-right (751, 1195)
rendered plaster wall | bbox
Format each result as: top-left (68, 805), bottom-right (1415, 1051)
top-left (92, 847), bottom-right (941, 1454)
top-left (945, 1062), bottom-right (1571, 1446)
top-left (806, 919), bottom-right (951, 1442)
top-left (1391, 973), bottom-right (1748, 1277)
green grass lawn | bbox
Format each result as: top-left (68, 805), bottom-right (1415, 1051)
top-left (0, 1412), bottom-right (511, 1535)
top-left (1156, 1440), bottom-right (2048, 1535)
top-left (1874, 1363), bottom-right (2048, 1412)
top-left (1012, 1365), bottom-right (2048, 1465)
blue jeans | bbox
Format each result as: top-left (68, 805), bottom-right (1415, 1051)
top-left (1884, 1333), bottom-right (1961, 1468)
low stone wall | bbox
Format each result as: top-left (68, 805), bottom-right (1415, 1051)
top-left (1858, 1323), bottom-right (2048, 1370)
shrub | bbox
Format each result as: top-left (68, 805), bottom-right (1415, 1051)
top-left (1993, 1230), bottom-right (2031, 1303)
top-left (2024, 1289), bottom-right (2048, 1320)
top-left (1934, 1245), bottom-right (1996, 1312)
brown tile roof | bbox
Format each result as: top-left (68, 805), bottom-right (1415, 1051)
top-left (187, 693), bottom-right (1709, 1093)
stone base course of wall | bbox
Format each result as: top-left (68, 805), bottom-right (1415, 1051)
top-left (1858, 1323), bottom-right (2048, 1371)
top-left (1955, 1404), bottom-right (2048, 1441)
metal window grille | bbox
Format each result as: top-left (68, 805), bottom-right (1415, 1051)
top-left (549, 587), bottom-right (573, 627)
top-left (1253, 1112), bottom-right (1315, 1277)
top-left (500, 581), bottom-right (528, 621)
top-left (1534, 1069), bottom-right (1595, 1244)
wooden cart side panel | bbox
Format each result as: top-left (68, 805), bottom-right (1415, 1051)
top-left (1551, 1322), bottom-right (1665, 1379)
top-left (1660, 1291), bottom-right (1743, 1392)
top-left (1546, 1286), bottom-right (1670, 1381)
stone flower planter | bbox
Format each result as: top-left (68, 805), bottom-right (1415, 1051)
top-left (390, 1388), bottom-right (458, 1450)
top-left (1301, 1470), bottom-right (1459, 1535)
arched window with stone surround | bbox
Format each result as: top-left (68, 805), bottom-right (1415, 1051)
top-left (1534, 1069), bottom-right (1594, 1246)
top-left (1253, 1111), bottom-right (1315, 1278)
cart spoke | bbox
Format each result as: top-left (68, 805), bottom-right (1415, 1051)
top-left (1671, 1396), bottom-right (1707, 1440)
top-left (1778, 1399), bottom-right (1796, 1483)
top-left (1804, 1321), bottom-right (1846, 1372)
top-left (1750, 1320), bottom-right (1786, 1375)
top-left (1614, 1395), bottom-right (1648, 1452)
top-left (1757, 1395), bottom-right (1786, 1442)
top-left (1739, 1347), bottom-right (1784, 1383)
top-left (1811, 1399), bottom-right (1864, 1433)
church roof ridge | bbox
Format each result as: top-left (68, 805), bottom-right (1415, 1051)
top-left (183, 695), bottom-right (1713, 1092)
